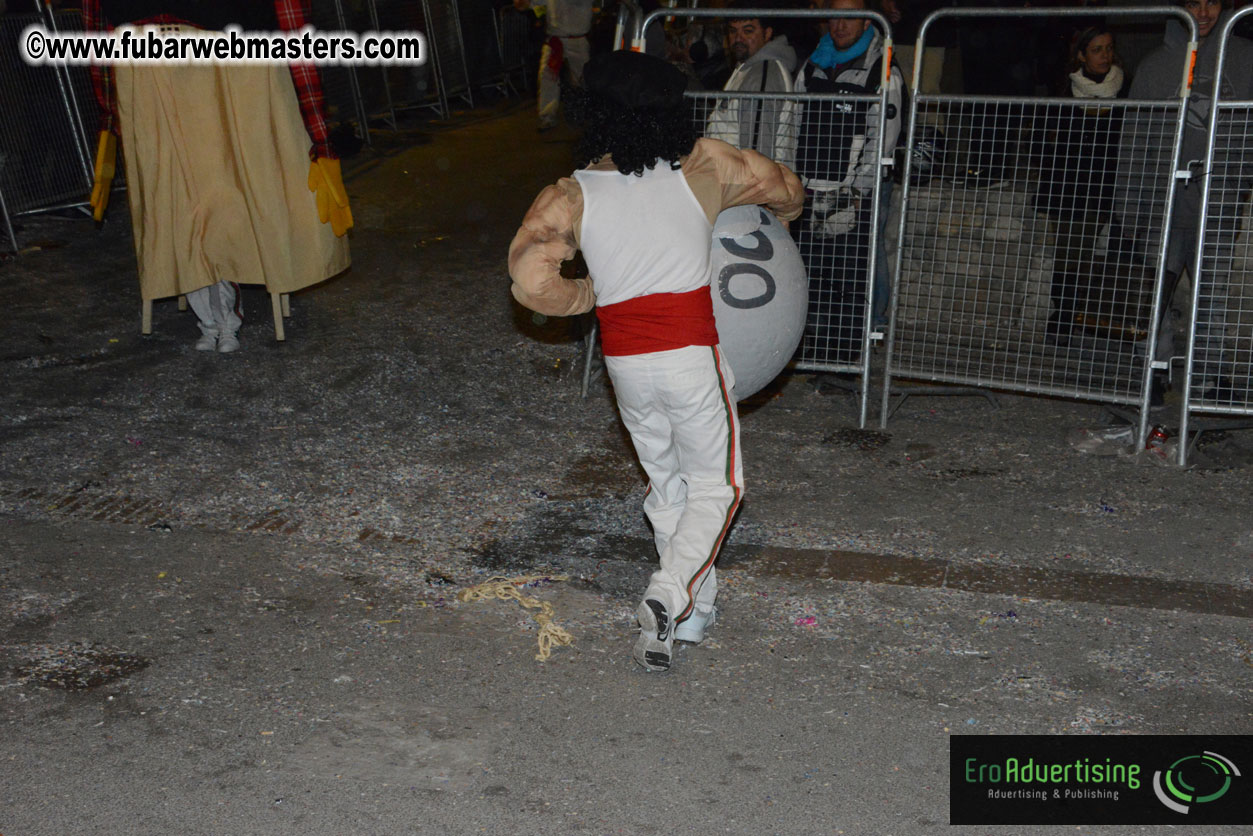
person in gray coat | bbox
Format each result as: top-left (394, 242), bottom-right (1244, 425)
top-left (1120, 0), bottom-right (1253, 402)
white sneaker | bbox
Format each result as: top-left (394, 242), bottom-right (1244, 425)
top-left (674, 608), bottom-right (716, 643)
top-left (633, 598), bottom-right (673, 672)
top-left (216, 333), bottom-right (240, 353)
top-left (194, 333), bottom-right (218, 351)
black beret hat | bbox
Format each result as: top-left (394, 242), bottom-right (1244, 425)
top-left (582, 50), bottom-right (687, 110)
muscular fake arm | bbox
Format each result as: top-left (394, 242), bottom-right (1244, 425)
top-left (683, 138), bottom-right (805, 224)
top-left (508, 178), bottom-right (597, 316)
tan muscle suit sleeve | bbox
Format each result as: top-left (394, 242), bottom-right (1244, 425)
top-left (508, 177), bottom-right (596, 316)
top-left (683, 138), bottom-right (805, 225)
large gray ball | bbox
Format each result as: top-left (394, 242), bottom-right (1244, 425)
top-left (710, 205), bottom-right (808, 400)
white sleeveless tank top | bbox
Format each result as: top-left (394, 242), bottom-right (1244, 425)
top-left (573, 162), bottom-right (713, 308)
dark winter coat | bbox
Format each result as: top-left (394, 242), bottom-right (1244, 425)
top-left (1034, 71), bottom-right (1131, 218)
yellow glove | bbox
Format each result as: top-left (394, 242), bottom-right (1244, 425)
top-left (90, 131), bottom-right (116, 222)
top-left (308, 157), bottom-right (353, 237)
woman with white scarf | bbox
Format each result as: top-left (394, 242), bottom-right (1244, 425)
top-left (1034, 25), bottom-right (1131, 347)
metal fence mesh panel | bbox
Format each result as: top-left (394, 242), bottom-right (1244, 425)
top-left (794, 92), bottom-right (884, 374)
top-left (890, 97), bottom-right (1178, 403)
top-left (458, 0), bottom-right (508, 94)
top-left (370, 0), bottom-right (441, 116)
top-left (420, 0), bottom-right (474, 108)
top-left (48, 9), bottom-right (100, 188)
top-left (309, 0), bottom-right (375, 130)
top-left (498, 7), bottom-right (535, 92)
top-left (688, 88), bottom-right (885, 375)
top-left (1176, 8), bottom-right (1253, 464)
top-left (0, 11), bottom-right (93, 218)
top-left (629, 7), bottom-right (899, 426)
top-left (1187, 104), bottom-right (1253, 414)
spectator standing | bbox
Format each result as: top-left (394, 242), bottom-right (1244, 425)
top-left (669, 19), bottom-right (732, 90)
top-left (705, 2), bottom-right (800, 169)
top-left (793, 0), bottom-right (905, 355)
top-left (1033, 25), bottom-right (1130, 346)
top-left (1119, 0), bottom-right (1253, 401)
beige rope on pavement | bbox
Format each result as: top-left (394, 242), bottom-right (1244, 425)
top-left (457, 575), bottom-right (574, 661)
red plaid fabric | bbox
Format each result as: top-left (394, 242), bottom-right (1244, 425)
top-left (82, 0), bottom-right (335, 158)
top-left (81, 0), bottom-right (117, 136)
top-left (275, 0), bottom-right (334, 159)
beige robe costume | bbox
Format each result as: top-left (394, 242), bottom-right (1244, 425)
top-left (115, 62), bottom-right (350, 301)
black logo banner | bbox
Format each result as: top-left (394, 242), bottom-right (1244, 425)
top-left (951, 735), bottom-right (1252, 825)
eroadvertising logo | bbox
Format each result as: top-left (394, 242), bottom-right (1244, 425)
top-left (1153, 751), bottom-right (1241, 814)
top-left (950, 735), bottom-right (1252, 825)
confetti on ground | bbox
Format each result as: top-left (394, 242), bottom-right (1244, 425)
top-left (11, 641), bottom-right (150, 690)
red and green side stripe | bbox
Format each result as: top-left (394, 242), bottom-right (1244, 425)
top-left (680, 346), bottom-right (742, 622)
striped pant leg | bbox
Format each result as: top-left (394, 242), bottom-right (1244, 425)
top-left (538, 39), bottom-right (561, 123)
top-left (607, 346), bottom-right (743, 625)
top-left (185, 280), bottom-right (243, 338)
top-left (562, 35), bottom-right (589, 88)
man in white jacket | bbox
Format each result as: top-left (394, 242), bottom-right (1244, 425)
top-left (705, 5), bottom-right (799, 169)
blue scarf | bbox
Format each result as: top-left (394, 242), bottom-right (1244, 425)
top-left (808, 28), bottom-right (874, 70)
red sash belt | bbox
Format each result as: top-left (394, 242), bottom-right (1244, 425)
top-left (545, 36), bottom-right (564, 72)
top-left (596, 288), bottom-right (720, 357)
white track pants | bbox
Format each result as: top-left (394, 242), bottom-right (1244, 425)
top-left (538, 35), bottom-right (589, 124)
top-left (605, 345), bottom-right (743, 626)
top-left (186, 280), bottom-right (242, 338)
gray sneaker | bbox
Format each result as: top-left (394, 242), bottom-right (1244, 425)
top-left (633, 598), bottom-right (673, 672)
top-left (216, 332), bottom-right (240, 354)
top-left (194, 333), bottom-right (218, 351)
top-left (674, 608), bottom-right (716, 643)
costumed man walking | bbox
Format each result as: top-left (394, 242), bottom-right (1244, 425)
top-left (514, 0), bottom-right (595, 130)
top-left (508, 51), bottom-right (803, 672)
top-left (85, 0), bottom-right (352, 353)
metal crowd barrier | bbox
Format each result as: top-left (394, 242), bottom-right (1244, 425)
top-left (881, 7), bottom-right (1197, 451)
top-left (481, 4), bottom-right (519, 96)
top-left (358, 0), bottom-right (438, 121)
top-left (1178, 5), bottom-right (1253, 464)
top-left (0, 4), bottom-right (97, 254)
top-left (636, 7), bottom-right (896, 428)
top-left (362, 0), bottom-right (472, 119)
top-left (356, 0), bottom-right (479, 122)
top-left (418, 0), bottom-right (475, 112)
top-left (497, 5), bottom-right (535, 93)
top-left (309, 0), bottom-right (376, 143)
top-left (613, 0), bottom-right (639, 52)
